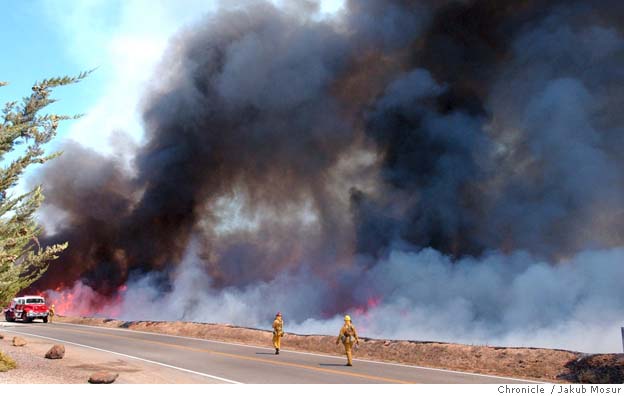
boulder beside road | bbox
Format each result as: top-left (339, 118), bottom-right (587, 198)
top-left (45, 344), bottom-right (65, 359)
top-left (88, 371), bottom-right (119, 384)
top-left (12, 337), bottom-right (26, 347)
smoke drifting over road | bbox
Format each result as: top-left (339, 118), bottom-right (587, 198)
top-left (33, 1), bottom-right (624, 352)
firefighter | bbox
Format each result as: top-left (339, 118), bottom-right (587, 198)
top-left (272, 312), bottom-right (284, 355)
top-left (48, 304), bottom-right (55, 323)
top-left (336, 314), bottom-right (359, 366)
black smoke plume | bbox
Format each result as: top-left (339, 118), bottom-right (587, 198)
top-left (31, 0), bottom-right (624, 352)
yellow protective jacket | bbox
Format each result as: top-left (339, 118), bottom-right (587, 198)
top-left (273, 317), bottom-right (284, 336)
top-left (337, 323), bottom-right (358, 344)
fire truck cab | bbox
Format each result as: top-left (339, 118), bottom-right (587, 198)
top-left (4, 295), bottom-right (50, 323)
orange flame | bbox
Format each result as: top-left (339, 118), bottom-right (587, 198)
top-left (42, 281), bottom-right (128, 318)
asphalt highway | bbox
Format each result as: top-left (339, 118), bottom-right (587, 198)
top-left (1, 321), bottom-right (538, 384)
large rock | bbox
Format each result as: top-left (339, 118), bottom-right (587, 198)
top-left (45, 344), bottom-right (65, 359)
top-left (0, 333), bottom-right (4, 339)
top-left (88, 371), bottom-right (119, 384)
top-left (12, 337), bottom-right (26, 347)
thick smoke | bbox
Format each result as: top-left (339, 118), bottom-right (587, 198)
top-left (32, 0), bottom-right (624, 352)
top-left (352, 0), bottom-right (624, 259)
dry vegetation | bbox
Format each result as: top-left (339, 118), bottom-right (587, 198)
top-left (56, 316), bottom-right (624, 383)
top-left (0, 351), bottom-right (17, 372)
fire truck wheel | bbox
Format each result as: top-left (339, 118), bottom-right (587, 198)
top-left (43, 316), bottom-right (48, 323)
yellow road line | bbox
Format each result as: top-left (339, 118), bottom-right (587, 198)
top-left (50, 326), bottom-right (412, 384)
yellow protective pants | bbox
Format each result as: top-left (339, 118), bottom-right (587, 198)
top-left (343, 341), bottom-right (353, 365)
top-left (272, 333), bottom-right (282, 349)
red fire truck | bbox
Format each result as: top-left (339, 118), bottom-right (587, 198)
top-left (4, 295), bottom-right (50, 323)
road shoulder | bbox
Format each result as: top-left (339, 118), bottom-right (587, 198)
top-left (0, 323), bottom-right (222, 384)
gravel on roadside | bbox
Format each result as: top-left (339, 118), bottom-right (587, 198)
top-left (0, 325), bottom-right (217, 384)
top-left (0, 335), bottom-right (87, 383)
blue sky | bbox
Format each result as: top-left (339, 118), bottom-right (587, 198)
top-left (0, 3), bottom-right (103, 133)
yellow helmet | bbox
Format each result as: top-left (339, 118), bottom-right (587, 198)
top-left (344, 315), bottom-right (351, 322)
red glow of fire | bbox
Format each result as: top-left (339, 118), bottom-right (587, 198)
top-left (41, 283), bottom-right (129, 318)
top-left (351, 295), bottom-right (381, 317)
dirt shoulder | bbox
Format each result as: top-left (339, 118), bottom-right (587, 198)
top-left (54, 316), bottom-right (623, 383)
top-left (0, 322), bottom-right (222, 384)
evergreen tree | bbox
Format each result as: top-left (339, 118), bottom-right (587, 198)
top-left (0, 72), bottom-right (88, 307)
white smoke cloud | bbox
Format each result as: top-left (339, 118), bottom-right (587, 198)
top-left (49, 242), bottom-right (624, 353)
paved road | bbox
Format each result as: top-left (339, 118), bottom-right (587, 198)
top-left (1, 321), bottom-right (537, 384)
